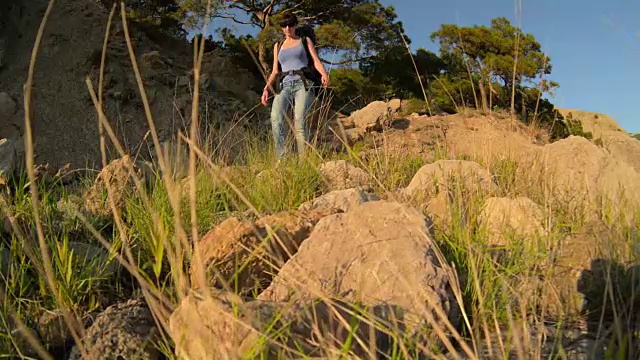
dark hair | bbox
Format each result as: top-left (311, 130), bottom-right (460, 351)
top-left (278, 13), bottom-right (298, 28)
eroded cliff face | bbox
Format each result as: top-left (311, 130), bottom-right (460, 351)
top-left (0, 0), bottom-right (261, 170)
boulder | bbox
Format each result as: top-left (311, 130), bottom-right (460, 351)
top-left (169, 290), bottom-right (263, 360)
top-left (298, 188), bottom-right (379, 213)
top-left (424, 191), bottom-right (452, 228)
top-left (538, 136), bottom-right (640, 221)
top-left (347, 100), bottom-right (400, 132)
top-left (170, 289), bottom-right (410, 359)
top-left (191, 208), bottom-right (337, 295)
top-left (259, 200), bottom-right (461, 346)
top-left (0, 138), bottom-right (17, 185)
top-left (83, 155), bottom-right (142, 217)
top-left (401, 160), bottom-right (496, 201)
top-left (68, 298), bottom-right (159, 360)
top-left (344, 127), bottom-right (366, 144)
top-left (317, 160), bottom-right (373, 191)
top-left (478, 197), bottom-right (545, 246)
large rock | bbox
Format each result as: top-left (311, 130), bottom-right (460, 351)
top-left (191, 208), bottom-right (337, 295)
top-left (0, 138), bottom-right (17, 185)
top-left (556, 109), bottom-right (624, 139)
top-left (478, 197), bottom-right (545, 246)
top-left (600, 132), bottom-right (640, 173)
top-left (423, 191), bottom-right (452, 228)
top-left (348, 100), bottom-right (402, 131)
top-left (317, 160), bottom-right (373, 191)
top-left (169, 290), bottom-right (262, 360)
top-left (259, 200), bottom-right (461, 346)
top-left (83, 155), bottom-right (142, 217)
top-left (298, 187), bottom-right (379, 213)
top-left (557, 109), bottom-right (640, 173)
top-left (401, 160), bottom-right (496, 201)
top-left (68, 298), bottom-right (159, 360)
top-left (538, 136), bottom-right (640, 220)
top-left (169, 289), bottom-right (403, 359)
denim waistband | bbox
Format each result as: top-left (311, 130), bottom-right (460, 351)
top-left (281, 78), bottom-right (304, 87)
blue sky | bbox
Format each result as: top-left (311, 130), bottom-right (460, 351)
top-left (203, 0), bottom-right (640, 133)
top-left (379, 0), bottom-right (640, 133)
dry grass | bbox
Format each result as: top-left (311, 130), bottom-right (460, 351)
top-left (0, 1), bottom-right (639, 359)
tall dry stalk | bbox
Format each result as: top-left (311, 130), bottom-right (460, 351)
top-left (510, 0), bottom-right (523, 125)
top-left (21, 0), bottom-right (89, 357)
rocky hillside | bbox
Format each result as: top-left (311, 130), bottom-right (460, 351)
top-left (1, 95), bottom-right (640, 358)
top-left (2, 2), bottom-right (640, 359)
top-left (0, 0), bottom-right (262, 171)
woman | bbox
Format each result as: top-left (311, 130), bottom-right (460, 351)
top-left (261, 13), bottom-right (330, 161)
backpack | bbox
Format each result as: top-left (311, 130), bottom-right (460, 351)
top-left (275, 25), bottom-right (323, 93)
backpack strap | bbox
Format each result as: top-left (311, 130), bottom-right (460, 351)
top-left (299, 35), bottom-right (313, 65)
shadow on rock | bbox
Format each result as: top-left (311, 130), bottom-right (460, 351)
top-left (389, 118), bottom-right (411, 130)
top-left (577, 258), bottom-right (640, 358)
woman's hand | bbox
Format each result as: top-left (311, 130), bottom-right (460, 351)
top-left (261, 88), bottom-right (269, 106)
top-left (321, 73), bottom-right (330, 88)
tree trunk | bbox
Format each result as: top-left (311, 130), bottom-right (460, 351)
top-left (521, 91), bottom-right (528, 123)
top-left (256, 10), bottom-right (272, 74)
top-left (478, 78), bottom-right (489, 113)
top-left (258, 39), bottom-right (269, 74)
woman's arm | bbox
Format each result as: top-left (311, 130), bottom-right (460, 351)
top-left (305, 37), bottom-right (329, 86)
top-left (264, 42), bottom-right (280, 92)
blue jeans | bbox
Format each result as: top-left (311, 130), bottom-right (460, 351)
top-left (270, 79), bottom-right (315, 160)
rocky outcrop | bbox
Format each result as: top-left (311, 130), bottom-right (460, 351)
top-left (172, 200), bottom-right (462, 359)
top-left (317, 160), bottom-right (373, 191)
top-left (259, 200), bottom-right (461, 345)
top-left (347, 100), bottom-right (403, 132)
top-left (0, 0), bottom-right (261, 170)
top-left (190, 208), bottom-right (337, 295)
top-left (401, 160), bottom-right (496, 201)
top-left (556, 109), bottom-right (640, 173)
top-left (478, 196), bottom-right (545, 246)
top-left (298, 187), bottom-right (380, 213)
top-left (538, 135), bottom-right (640, 220)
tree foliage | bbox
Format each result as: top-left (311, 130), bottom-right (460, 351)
top-left (210, 0), bottom-right (407, 71)
top-left (430, 17), bottom-right (555, 114)
top-left (109, 0), bottom-right (220, 37)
